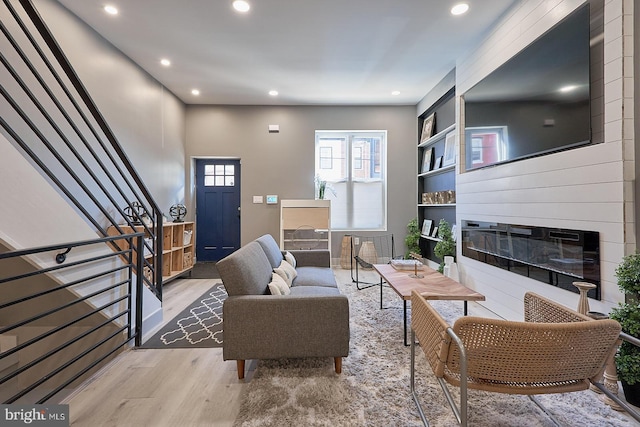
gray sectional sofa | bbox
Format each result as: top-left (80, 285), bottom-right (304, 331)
top-left (217, 234), bottom-right (350, 379)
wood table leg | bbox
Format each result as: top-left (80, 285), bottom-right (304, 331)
top-left (404, 300), bottom-right (409, 346)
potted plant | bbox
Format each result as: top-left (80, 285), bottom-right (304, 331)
top-left (609, 253), bottom-right (640, 407)
top-left (404, 218), bottom-right (421, 259)
top-left (434, 219), bottom-right (456, 273)
top-left (314, 175), bottom-right (336, 200)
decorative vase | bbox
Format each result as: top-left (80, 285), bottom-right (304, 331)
top-left (358, 241), bottom-right (378, 269)
top-left (444, 256), bottom-right (459, 281)
top-left (340, 235), bottom-right (352, 269)
top-left (318, 181), bottom-right (326, 200)
top-left (443, 256), bottom-right (452, 277)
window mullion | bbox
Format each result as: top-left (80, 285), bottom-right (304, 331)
top-left (346, 134), bottom-right (354, 229)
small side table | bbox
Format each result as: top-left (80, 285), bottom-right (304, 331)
top-left (573, 281), bottom-right (624, 411)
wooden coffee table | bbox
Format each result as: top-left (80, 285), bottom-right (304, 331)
top-left (373, 263), bottom-right (485, 345)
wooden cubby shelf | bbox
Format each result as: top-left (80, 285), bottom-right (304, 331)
top-left (107, 221), bottom-right (195, 284)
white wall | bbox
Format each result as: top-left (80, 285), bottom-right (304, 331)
top-left (454, 0), bottom-right (634, 319)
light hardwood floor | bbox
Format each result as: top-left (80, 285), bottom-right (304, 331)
top-left (64, 268), bottom-right (640, 426)
top-left (64, 278), bottom-right (250, 427)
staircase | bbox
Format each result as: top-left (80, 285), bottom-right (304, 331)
top-left (0, 0), bottom-right (164, 403)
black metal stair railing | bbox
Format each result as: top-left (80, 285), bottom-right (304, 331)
top-left (0, 233), bottom-right (144, 404)
top-left (0, 0), bottom-right (164, 299)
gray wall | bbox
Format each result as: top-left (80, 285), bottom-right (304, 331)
top-left (185, 105), bottom-right (417, 256)
top-left (34, 0), bottom-right (187, 216)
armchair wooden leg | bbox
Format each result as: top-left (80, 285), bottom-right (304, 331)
top-left (237, 360), bottom-right (245, 379)
top-left (334, 357), bottom-right (342, 374)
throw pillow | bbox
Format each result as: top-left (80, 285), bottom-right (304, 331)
top-left (274, 260), bottom-right (298, 287)
top-left (280, 259), bottom-right (298, 282)
top-left (269, 272), bottom-right (290, 295)
top-left (273, 266), bottom-right (293, 287)
top-left (268, 281), bottom-right (282, 295)
top-left (284, 251), bottom-right (297, 268)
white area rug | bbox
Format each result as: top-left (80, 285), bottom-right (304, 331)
top-left (233, 275), bottom-right (637, 426)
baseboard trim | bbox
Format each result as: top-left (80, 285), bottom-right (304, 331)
top-left (141, 306), bottom-right (163, 343)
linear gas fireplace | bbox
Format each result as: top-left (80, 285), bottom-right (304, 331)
top-left (461, 220), bottom-right (600, 299)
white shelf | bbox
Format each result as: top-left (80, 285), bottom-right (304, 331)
top-left (418, 123), bottom-right (456, 148)
top-left (418, 203), bottom-right (456, 207)
top-left (418, 164), bottom-right (455, 177)
top-left (420, 234), bottom-right (442, 242)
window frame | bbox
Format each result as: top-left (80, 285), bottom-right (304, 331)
top-left (314, 130), bottom-right (387, 231)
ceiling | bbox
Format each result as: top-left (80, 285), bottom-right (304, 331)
top-left (55, 0), bottom-right (518, 106)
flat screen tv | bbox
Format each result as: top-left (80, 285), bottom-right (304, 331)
top-left (463, 4), bottom-right (591, 170)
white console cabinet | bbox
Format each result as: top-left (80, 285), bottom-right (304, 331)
top-left (280, 199), bottom-right (331, 253)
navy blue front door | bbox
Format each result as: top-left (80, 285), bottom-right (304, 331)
top-left (195, 159), bottom-right (241, 261)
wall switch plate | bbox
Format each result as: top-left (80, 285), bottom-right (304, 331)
top-left (253, 196), bottom-right (264, 204)
top-left (268, 124), bottom-right (279, 133)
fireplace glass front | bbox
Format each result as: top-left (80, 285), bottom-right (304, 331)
top-left (461, 220), bottom-right (600, 299)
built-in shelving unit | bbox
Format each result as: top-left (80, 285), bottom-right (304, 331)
top-left (418, 123), bottom-right (456, 148)
top-left (107, 221), bottom-right (195, 283)
top-left (417, 87), bottom-right (456, 265)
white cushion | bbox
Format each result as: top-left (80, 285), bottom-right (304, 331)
top-left (269, 272), bottom-right (290, 295)
top-left (284, 251), bottom-right (297, 268)
top-left (280, 259), bottom-right (297, 280)
top-left (268, 282), bottom-right (282, 295)
top-left (274, 260), bottom-right (297, 287)
top-left (273, 267), bottom-right (291, 287)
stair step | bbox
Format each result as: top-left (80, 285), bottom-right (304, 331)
top-left (0, 334), bottom-right (19, 372)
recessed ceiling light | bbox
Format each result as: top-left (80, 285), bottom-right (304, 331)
top-left (104, 5), bottom-right (118, 15)
top-left (191, 89), bottom-right (200, 96)
top-left (451, 3), bottom-right (469, 15)
top-left (269, 90), bottom-right (279, 96)
top-left (232, 1), bottom-right (250, 13)
top-left (391, 91), bottom-right (401, 96)
top-left (160, 58), bottom-right (171, 67)
top-left (559, 85), bottom-right (578, 93)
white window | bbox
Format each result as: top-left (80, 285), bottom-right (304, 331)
top-left (204, 164), bottom-right (235, 186)
top-left (315, 130), bottom-right (386, 231)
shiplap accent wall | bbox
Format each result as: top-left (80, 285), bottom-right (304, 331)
top-left (454, 0), bottom-right (634, 319)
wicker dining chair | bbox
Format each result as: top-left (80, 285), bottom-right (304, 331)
top-left (410, 291), bottom-right (622, 427)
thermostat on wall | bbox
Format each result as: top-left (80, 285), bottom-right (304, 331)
top-left (266, 195), bottom-right (278, 205)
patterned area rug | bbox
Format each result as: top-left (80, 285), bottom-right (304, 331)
top-left (233, 279), bottom-right (635, 427)
top-left (142, 283), bottom-right (227, 348)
